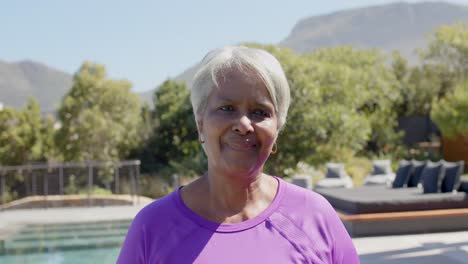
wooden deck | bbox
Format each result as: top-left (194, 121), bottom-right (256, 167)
top-left (338, 208), bottom-right (468, 237)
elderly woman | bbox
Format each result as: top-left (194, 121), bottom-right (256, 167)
top-left (118, 46), bottom-right (359, 263)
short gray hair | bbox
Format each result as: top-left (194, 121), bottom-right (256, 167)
top-left (190, 46), bottom-right (291, 130)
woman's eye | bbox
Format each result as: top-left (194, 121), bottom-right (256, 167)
top-left (220, 105), bottom-right (234, 111)
top-left (253, 109), bottom-right (271, 117)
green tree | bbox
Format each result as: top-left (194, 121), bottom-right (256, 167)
top-left (391, 51), bottom-right (452, 116)
top-left (137, 79), bottom-right (203, 175)
top-left (41, 114), bottom-right (60, 162)
top-left (308, 47), bottom-right (402, 154)
top-left (431, 80), bottom-right (468, 139)
top-left (414, 23), bottom-right (468, 112)
top-left (242, 44), bottom-right (401, 175)
top-left (0, 98), bottom-right (44, 165)
top-left (423, 22), bottom-right (468, 78)
top-left (56, 62), bottom-right (142, 162)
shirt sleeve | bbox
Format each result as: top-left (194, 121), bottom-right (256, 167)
top-left (117, 213), bottom-right (146, 264)
top-left (323, 198), bottom-right (360, 264)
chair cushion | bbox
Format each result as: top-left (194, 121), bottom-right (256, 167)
top-left (422, 161), bottom-right (445, 194)
top-left (459, 178), bottom-right (468, 193)
top-left (392, 160), bottom-right (413, 188)
top-left (372, 159), bottom-right (392, 175)
top-left (407, 160), bottom-right (426, 187)
top-left (364, 174), bottom-right (393, 186)
top-left (326, 163), bottom-right (345, 178)
top-left (315, 178), bottom-right (350, 188)
top-left (441, 161), bottom-right (464, 193)
top-left (291, 176), bottom-right (312, 189)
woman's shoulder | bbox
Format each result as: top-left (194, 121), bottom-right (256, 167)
top-left (132, 190), bottom-right (180, 225)
top-left (273, 178), bottom-right (356, 258)
top-left (278, 178), bottom-right (336, 216)
top-left (278, 178), bottom-right (338, 228)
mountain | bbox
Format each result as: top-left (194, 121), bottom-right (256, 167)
top-left (169, 1), bottom-right (468, 88)
top-left (2, 1), bottom-right (468, 111)
top-left (0, 60), bottom-right (72, 113)
top-left (280, 1), bottom-right (468, 62)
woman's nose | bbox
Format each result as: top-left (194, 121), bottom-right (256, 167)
top-left (232, 114), bottom-right (254, 135)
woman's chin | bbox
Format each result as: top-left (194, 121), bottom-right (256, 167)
top-left (207, 150), bottom-right (269, 177)
top-left (220, 161), bottom-right (264, 178)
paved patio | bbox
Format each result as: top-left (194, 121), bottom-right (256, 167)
top-left (355, 231), bottom-right (468, 264)
top-left (1, 206), bottom-right (467, 263)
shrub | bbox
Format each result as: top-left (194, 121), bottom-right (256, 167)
top-left (431, 81), bottom-right (468, 139)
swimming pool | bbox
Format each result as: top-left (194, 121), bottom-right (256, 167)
top-left (0, 220), bottom-right (131, 264)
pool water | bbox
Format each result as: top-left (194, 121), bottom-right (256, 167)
top-left (0, 220), bottom-right (131, 264)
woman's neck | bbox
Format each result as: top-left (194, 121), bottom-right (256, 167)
top-left (182, 169), bottom-right (278, 224)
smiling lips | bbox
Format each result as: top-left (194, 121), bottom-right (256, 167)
top-left (227, 139), bottom-right (258, 151)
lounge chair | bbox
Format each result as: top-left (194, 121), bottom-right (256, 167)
top-left (363, 159), bottom-right (395, 186)
top-left (315, 163), bottom-right (353, 189)
top-left (290, 175), bottom-right (313, 189)
top-left (316, 159), bottom-right (468, 237)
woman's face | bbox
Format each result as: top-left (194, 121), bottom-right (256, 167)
top-left (199, 68), bottom-right (278, 177)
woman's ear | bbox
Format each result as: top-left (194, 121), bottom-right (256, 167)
top-left (196, 119), bottom-right (205, 144)
top-left (195, 119), bottom-right (203, 137)
top-left (196, 119), bottom-right (203, 135)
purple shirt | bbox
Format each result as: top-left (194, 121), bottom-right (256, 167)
top-left (117, 177), bottom-right (359, 263)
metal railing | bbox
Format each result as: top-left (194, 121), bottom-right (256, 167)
top-left (0, 160), bottom-right (141, 210)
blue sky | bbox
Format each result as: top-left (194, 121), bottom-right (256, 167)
top-left (1, 0), bottom-right (467, 93)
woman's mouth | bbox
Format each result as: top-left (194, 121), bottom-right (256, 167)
top-left (227, 140), bottom-right (257, 151)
